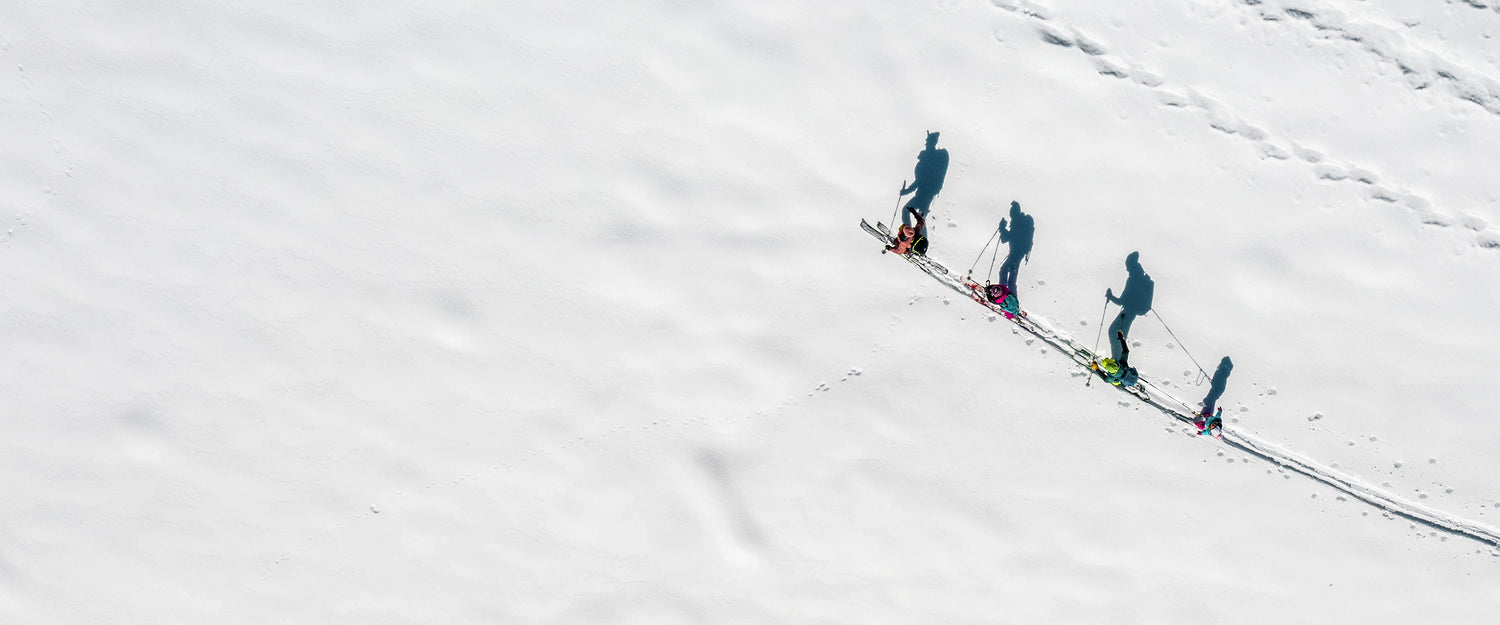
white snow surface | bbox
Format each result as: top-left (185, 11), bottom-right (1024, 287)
top-left (4, 0), bottom-right (1500, 622)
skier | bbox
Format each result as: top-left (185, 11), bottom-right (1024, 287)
top-left (982, 282), bottom-right (1022, 319)
top-left (1196, 406), bottom-right (1224, 438)
top-left (1094, 331), bottom-right (1139, 387)
top-left (884, 206), bottom-right (929, 256)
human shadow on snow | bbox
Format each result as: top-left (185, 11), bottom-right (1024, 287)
top-left (996, 201), bottom-right (1034, 289)
top-left (1200, 356), bottom-right (1234, 415)
top-left (900, 131), bottom-right (949, 226)
top-left (1104, 251), bottom-right (1154, 360)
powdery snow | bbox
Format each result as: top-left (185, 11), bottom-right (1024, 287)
top-left (2, 1), bottom-right (1499, 622)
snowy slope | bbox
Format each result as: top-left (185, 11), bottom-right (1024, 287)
top-left (2, 0), bottom-right (1499, 623)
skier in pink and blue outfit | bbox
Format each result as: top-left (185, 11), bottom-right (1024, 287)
top-left (1197, 406), bottom-right (1224, 439)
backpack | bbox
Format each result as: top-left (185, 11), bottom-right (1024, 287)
top-left (1099, 359), bottom-right (1138, 387)
top-left (985, 284), bottom-right (1021, 318)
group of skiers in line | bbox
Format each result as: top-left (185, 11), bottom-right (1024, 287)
top-left (885, 208), bottom-right (1224, 438)
top-left (884, 132), bottom-right (1224, 438)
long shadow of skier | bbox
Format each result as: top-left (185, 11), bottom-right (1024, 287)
top-left (1105, 251), bottom-right (1155, 360)
top-left (1200, 356), bottom-right (1234, 414)
top-left (997, 201), bottom-right (1034, 289)
top-left (900, 131), bottom-right (949, 226)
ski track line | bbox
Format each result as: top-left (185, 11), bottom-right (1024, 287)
top-left (986, 0), bottom-right (1500, 251)
top-left (887, 236), bottom-right (1500, 549)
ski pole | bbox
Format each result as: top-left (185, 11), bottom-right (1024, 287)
top-left (890, 180), bottom-right (907, 229)
top-left (966, 226), bottom-right (1000, 279)
top-left (987, 221), bottom-right (1003, 284)
top-left (1087, 296), bottom-right (1111, 387)
top-left (1092, 296), bottom-right (1110, 356)
top-left (1151, 309), bottom-right (1210, 383)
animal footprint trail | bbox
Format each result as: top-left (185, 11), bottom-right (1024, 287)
top-left (1240, 0), bottom-right (1500, 116)
top-left (5, 47), bottom-right (75, 245)
top-left (986, 0), bottom-right (1500, 252)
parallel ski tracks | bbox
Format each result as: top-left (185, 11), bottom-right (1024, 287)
top-left (863, 220), bottom-right (1500, 548)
